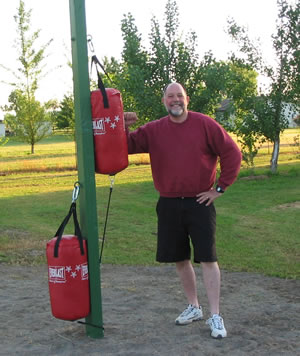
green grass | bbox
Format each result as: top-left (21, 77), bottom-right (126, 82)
top-left (0, 131), bottom-right (299, 279)
top-left (215, 171), bottom-right (300, 279)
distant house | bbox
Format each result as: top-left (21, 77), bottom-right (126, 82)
top-left (0, 119), bottom-right (52, 137)
top-left (215, 99), bottom-right (235, 130)
top-left (0, 120), bottom-right (5, 137)
top-left (216, 99), bottom-right (299, 128)
top-left (39, 122), bottom-right (53, 136)
top-left (282, 103), bottom-right (299, 128)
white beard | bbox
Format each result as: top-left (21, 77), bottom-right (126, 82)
top-left (166, 104), bottom-right (184, 117)
top-left (169, 108), bottom-right (183, 117)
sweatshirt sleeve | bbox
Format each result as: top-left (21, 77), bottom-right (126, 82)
top-left (126, 125), bottom-right (149, 154)
top-left (207, 120), bottom-right (242, 190)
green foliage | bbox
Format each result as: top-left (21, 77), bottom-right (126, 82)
top-left (55, 94), bottom-right (75, 132)
top-left (0, 137), bottom-right (9, 146)
top-left (210, 60), bottom-right (260, 167)
top-left (190, 53), bottom-right (227, 115)
top-left (191, 55), bottom-right (258, 117)
top-left (4, 90), bottom-right (51, 153)
top-left (1, 0), bottom-right (53, 154)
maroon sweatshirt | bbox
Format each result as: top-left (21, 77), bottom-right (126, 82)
top-left (127, 111), bottom-right (242, 197)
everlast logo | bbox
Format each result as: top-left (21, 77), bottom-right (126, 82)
top-left (93, 118), bottom-right (106, 135)
top-left (81, 263), bottom-right (89, 280)
top-left (49, 266), bottom-right (66, 283)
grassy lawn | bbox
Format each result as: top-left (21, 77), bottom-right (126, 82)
top-left (0, 130), bottom-right (299, 279)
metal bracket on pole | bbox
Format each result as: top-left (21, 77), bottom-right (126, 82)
top-left (69, 0), bottom-right (104, 338)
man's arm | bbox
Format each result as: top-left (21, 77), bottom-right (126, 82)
top-left (124, 112), bottom-right (149, 154)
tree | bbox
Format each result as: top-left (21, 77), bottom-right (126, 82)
top-left (55, 94), bottom-right (75, 132)
top-left (1, 0), bottom-right (52, 153)
top-left (119, 12), bottom-right (150, 121)
top-left (227, 0), bottom-right (300, 172)
top-left (147, 0), bottom-right (199, 119)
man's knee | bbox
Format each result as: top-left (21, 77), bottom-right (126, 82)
top-left (176, 259), bottom-right (191, 270)
top-left (201, 261), bottom-right (219, 271)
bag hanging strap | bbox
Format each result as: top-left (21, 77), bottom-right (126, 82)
top-left (88, 33), bottom-right (115, 109)
top-left (91, 55), bottom-right (110, 109)
top-left (53, 184), bottom-right (85, 258)
top-left (91, 54), bottom-right (113, 85)
top-left (88, 34), bottom-right (113, 85)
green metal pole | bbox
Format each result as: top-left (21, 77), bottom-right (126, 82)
top-left (69, 0), bottom-right (104, 338)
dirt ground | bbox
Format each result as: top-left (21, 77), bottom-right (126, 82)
top-left (1, 264), bottom-right (299, 356)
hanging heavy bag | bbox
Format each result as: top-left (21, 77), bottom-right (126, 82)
top-left (46, 201), bottom-right (90, 321)
top-left (91, 55), bottom-right (128, 175)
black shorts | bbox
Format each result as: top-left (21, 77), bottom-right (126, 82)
top-left (156, 197), bottom-right (217, 263)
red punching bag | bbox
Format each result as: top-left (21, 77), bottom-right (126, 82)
top-left (91, 88), bottom-right (128, 175)
top-left (46, 202), bottom-right (90, 321)
top-left (90, 55), bottom-right (128, 175)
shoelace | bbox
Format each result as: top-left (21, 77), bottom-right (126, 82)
top-left (181, 305), bottom-right (194, 316)
top-left (211, 315), bottom-right (223, 330)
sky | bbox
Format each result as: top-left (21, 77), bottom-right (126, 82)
top-left (0, 0), bottom-right (290, 116)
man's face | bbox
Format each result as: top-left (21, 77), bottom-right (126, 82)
top-left (163, 83), bottom-right (189, 118)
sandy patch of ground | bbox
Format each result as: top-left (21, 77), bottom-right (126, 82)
top-left (1, 264), bottom-right (299, 356)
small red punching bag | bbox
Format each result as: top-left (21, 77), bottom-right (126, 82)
top-left (46, 201), bottom-right (90, 321)
top-left (90, 55), bottom-right (128, 175)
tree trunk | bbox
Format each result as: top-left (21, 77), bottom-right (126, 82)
top-left (270, 136), bottom-right (280, 173)
top-left (31, 143), bottom-right (35, 154)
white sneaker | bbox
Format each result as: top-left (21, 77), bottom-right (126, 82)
top-left (175, 304), bottom-right (203, 325)
top-left (206, 314), bottom-right (227, 338)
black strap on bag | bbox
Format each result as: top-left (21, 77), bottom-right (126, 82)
top-left (53, 202), bottom-right (85, 258)
top-left (88, 34), bottom-right (115, 108)
top-left (91, 55), bottom-right (110, 109)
